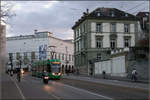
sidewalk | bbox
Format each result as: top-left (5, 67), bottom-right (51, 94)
top-left (1, 73), bottom-right (23, 99)
top-left (62, 74), bottom-right (149, 91)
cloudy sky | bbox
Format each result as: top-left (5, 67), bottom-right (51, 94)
top-left (4, 1), bottom-right (149, 39)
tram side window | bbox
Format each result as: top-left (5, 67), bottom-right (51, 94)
top-left (59, 67), bottom-right (61, 72)
top-left (47, 64), bottom-right (51, 72)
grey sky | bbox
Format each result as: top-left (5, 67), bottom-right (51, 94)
top-left (4, 1), bottom-right (149, 39)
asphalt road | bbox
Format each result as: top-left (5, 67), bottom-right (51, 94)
top-left (2, 73), bottom-right (113, 100)
top-left (60, 78), bottom-right (148, 100)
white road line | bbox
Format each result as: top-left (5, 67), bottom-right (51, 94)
top-left (54, 82), bottom-right (114, 100)
top-left (46, 91), bottom-right (61, 100)
top-left (10, 77), bottom-right (25, 100)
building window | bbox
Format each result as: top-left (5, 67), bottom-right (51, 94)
top-left (69, 55), bottom-right (71, 61)
top-left (111, 11), bottom-right (115, 17)
top-left (97, 12), bottom-right (101, 16)
top-left (125, 13), bottom-right (128, 17)
top-left (76, 42), bottom-right (78, 52)
top-left (124, 24), bottom-right (129, 33)
top-left (110, 23), bottom-right (116, 32)
top-left (74, 30), bottom-right (76, 39)
top-left (78, 28), bottom-right (81, 36)
top-left (96, 53), bottom-right (102, 60)
top-left (96, 37), bottom-right (103, 48)
top-left (24, 52), bottom-right (28, 64)
top-left (72, 55), bottom-right (74, 61)
top-left (124, 38), bottom-right (130, 47)
top-left (97, 53), bottom-right (101, 60)
top-left (16, 52), bottom-right (20, 60)
top-left (62, 54), bottom-right (64, 60)
top-left (77, 41), bottom-right (80, 51)
top-left (96, 23), bottom-right (102, 32)
top-left (55, 53), bottom-right (57, 59)
top-left (110, 39), bottom-right (116, 49)
top-left (83, 24), bottom-right (86, 32)
top-left (65, 54), bottom-right (68, 61)
top-left (59, 53), bottom-right (61, 60)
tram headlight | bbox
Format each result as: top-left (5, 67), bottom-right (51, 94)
top-left (52, 73), bottom-right (55, 76)
top-left (21, 69), bottom-right (24, 74)
top-left (58, 73), bottom-right (61, 75)
top-left (44, 76), bottom-right (49, 79)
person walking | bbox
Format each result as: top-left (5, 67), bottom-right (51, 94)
top-left (10, 69), bottom-right (13, 76)
top-left (131, 68), bottom-right (138, 82)
top-left (17, 68), bottom-right (21, 82)
top-left (102, 70), bottom-right (106, 79)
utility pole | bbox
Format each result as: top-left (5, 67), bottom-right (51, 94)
top-left (48, 46), bottom-right (56, 59)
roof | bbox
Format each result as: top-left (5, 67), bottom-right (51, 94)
top-left (63, 39), bottom-right (74, 43)
top-left (6, 34), bottom-right (73, 45)
top-left (136, 12), bottom-right (149, 18)
top-left (72, 7), bottom-right (139, 29)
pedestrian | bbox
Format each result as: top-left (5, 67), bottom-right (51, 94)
top-left (10, 69), bottom-right (13, 76)
top-left (102, 70), bottom-right (106, 79)
top-left (17, 68), bottom-right (21, 82)
top-left (131, 68), bottom-right (138, 82)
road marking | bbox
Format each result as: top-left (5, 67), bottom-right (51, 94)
top-left (10, 77), bottom-right (25, 100)
top-left (46, 91), bottom-right (61, 100)
top-left (27, 75), bottom-right (113, 100)
top-left (23, 76), bottom-right (61, 100)
top-left (54, 82), bottom-right (114, 100)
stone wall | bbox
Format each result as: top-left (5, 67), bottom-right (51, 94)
top-left (78, 66), bottom-right (88, 75)
top-left (127, 47), bottom-right (149, 80)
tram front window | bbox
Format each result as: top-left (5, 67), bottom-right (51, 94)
top-left (51, 64), bottom-right (60, 73)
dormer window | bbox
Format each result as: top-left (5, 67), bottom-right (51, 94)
top-left (97, 12), bottom-right (101, 16)
top-left (111, 11), bottom-right (115, 17)
top-left (145, 13), bottom-right (149, 16)
top-left (125, 13), bottom-right (128, 17)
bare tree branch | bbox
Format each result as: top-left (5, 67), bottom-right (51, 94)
top-left (1, 2), bottom-right (16, 24)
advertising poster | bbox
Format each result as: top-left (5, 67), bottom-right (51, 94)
top-left (39, 44), bottom-right (47, 60)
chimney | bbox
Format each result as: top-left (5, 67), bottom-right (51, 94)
top-left (86, 9), bottom-right (89, 14)
top-left (83, 12), bottom-right (86, 16)
top-left (86, 8), bottom-right (89, 14)
top-left (34, 29), bottom-right (38, 34)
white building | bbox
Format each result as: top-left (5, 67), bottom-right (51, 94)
top-left (6, 30), bottom-right (74, 74)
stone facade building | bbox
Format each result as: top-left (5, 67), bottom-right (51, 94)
top-left (72, 8), bottom-right (139, 75)
top-left (6, 30), bottom-right (74, 74)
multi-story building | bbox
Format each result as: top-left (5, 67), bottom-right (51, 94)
top-left (6, 30), bottom-right (74, 74)
top-left (72, 8), bottom-right (139, 75)
top-left (136, 12), bottom-right (149, 34)
top-left (136, 12), bottom-right (149, 46)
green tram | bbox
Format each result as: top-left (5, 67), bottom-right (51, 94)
top-left (31, 59), bottom-right (62, 80)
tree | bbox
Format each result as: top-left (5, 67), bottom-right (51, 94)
top-left (1, 2), bottom-right (16, 24)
